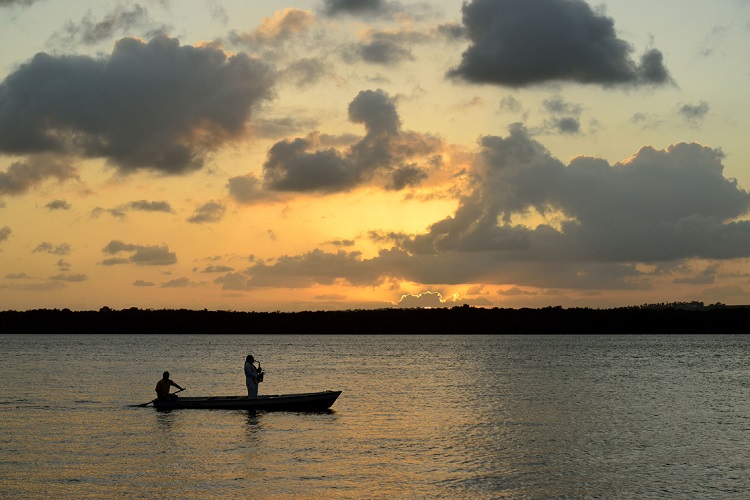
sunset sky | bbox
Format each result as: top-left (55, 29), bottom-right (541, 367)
top-left (2, 0), bottom-right (750, 311)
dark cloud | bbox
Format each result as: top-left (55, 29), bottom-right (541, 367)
top-left (0, 157), bottom-right (78, 197)
top-left (133, 279), bottom-right (155, 286)
top-left (321, 0), bottom-right (399, 17)
top-left (33, 242), bottom-right (71, 255)
top-left (91, 199), bottom-right (173, 219)
top-left (187, 200), bottom-right (226, 224)
top-left (101, 240), bottom-right (177, 265)
top-left (200, 265), bottom-right (234, 273)
top-left (0, 226), bottom-right (11, 243)
top-left (679, 101), bottom-right (710, 124)
top-left (0, 0), bottom-right (41, 7)
top-left (128, 200), bottom-right (173, 212)
top-left (48, 4), bottom-right (168, 47)
top-left (447, 0), bottom-right (673, 88)
top-left (161, 277), bottom-right (201, 288)
top-left (45, 199), bottom-right (71, 210)
top-left (215, 249), bottom-right (384, 289)
top-left (0, 36), bottom-right (275, 174)
top-left (282, 58), bottom-right (330, 88)
top-left (541, 97), bottom-right (583, 135)
top-left (262, 89), bottom-right (441, 193)
top-left (404, 125), bottom-right (750, 264)
top-left (48, 273), bottom-right (88, 282)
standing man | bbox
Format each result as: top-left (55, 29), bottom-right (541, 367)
top-left (155, 371), bottom-right (184, 400)
top-left (245, 355), bottom-right (259, 399)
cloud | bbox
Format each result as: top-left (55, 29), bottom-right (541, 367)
top-left (45, 199), bottom-right (71, 210)
top-left (0, 0), bottom-right (41, 7)
top-left (101, 240), bottom-right (177, 265)
top-left (133, 279), bottom-right (155, 286)
top-left (0, 226), bottom-right (11, 243)
top-left (199, 265), bottom-right (234, 273)
top-left (48, 4), bottom-right (168, 47)
top-left (403, 125), bottom-right (750, 265)
top-left (215, 249), bottom-right (384, 290)
top-left (320, 0), bottom-right (401, 17)
top-left (679, 101), bottom-right (710, 125)
top-left (447, 0), bottom-right (673, 88)
top-left (33, 242), bottom-right (71, 255)
top-left (227, 173), bottom-right (280, 205)
top-left (230, 8), bottom-right (315, 47)
top-left (262, 89), bottom-right (442, 193)
top-left (92, 199), bottom-right (174, 219)
top-left (0, 36), bottom-right (275, 174)
top-left (229, 126), bottom-right (750, 292)
top-left (187, 200), bottom-right (226, 224)
top-left (48, 273), bottom-right (88, 282)
top-left (540, 97), bottom-right (583, 135)
top-left (161, 277), bottom-right (202, 288)
top-left (0, 157), bottom-right (78, 197)
top-left (344, 30), bottom-right (429, 66)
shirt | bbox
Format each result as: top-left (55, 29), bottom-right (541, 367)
top-left (244, 361), bottom-right (258, 385)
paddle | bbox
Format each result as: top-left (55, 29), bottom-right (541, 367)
top-left (129, 388), bottom-right (185, 407)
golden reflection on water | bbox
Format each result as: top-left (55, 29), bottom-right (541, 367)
top-left (2, 335), bottom-right (750, 498)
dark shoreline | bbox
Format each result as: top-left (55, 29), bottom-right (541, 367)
top-left (1, 304), bottom-right (747, 334)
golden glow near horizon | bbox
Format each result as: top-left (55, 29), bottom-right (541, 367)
top-left (2, 0), bottom-right (750, 311)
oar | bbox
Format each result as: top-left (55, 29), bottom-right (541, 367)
top-left (129, 388), bottom-right (185, 407)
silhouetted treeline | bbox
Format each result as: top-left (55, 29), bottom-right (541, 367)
top-left (0, 304), bottom-right (747, 334)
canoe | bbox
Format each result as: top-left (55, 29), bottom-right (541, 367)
top-left (151, 390), bottom-right (341, 411)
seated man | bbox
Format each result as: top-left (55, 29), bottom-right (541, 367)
top-left (155, 371), bottom-right (184, 400)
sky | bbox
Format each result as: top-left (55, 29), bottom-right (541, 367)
top-left (1, 0), bottom-right (750, 312)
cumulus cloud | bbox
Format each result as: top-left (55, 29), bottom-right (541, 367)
top-left (0, 157), bottom-right (78, 197)
top-left (92, 199), bottom-right (174, 219)
top-left (448, 0), bottom-right (673, 88)
top-left (0, 226), bottom-right (11, 243)
top-left (101, 240), bottom-right (177, 265)
top-left (0, 36), bottom-right (275, 174)
top-left (262, 89), bottom-right (442, 193)
top-left (404, 125), bottom-right (750, 265)
top-left (187, 200), bottom-right (226, 224)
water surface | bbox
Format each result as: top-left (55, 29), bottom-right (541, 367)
top-left (1, 334), bottom-right (749, 498)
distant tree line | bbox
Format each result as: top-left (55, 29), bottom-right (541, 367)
top-left (0, 304), bottom-right (747, 334)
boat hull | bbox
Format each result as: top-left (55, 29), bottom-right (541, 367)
top-left (151, 390), bottom-right (341, 411)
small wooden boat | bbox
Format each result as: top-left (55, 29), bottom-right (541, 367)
top-left (151, 390), bottom-right (341, 411)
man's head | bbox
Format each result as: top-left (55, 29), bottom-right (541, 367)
top-left (246, 355), bottom-right (254, 363)
top-left (163, 371), bottom-right (170, 379)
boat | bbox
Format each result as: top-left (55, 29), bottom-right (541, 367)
top-left (150, 390), bottom-right (342, 411)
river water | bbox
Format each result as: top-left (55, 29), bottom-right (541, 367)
top-left (1, 334), bottom-right (749, 499)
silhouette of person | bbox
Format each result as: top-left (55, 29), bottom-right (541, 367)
top-left (155, 371), bottom-right (184, 400)
top-left (245, 355), bottom-right (259, 399)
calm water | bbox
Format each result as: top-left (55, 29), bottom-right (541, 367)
top-left (1, 334), bottom-right (749, 499)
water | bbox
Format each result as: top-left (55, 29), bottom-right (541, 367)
top-left (1, 335), bottom-right (749, 499)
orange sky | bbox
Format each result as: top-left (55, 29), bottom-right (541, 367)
top-left (2, 0), bottom-right (750, 311)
